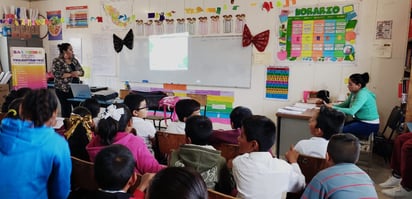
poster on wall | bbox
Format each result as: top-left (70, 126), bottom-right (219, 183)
top-left (266, 66), bottom-right (289, 100)
top-left (66, 6), bottom-right (88, 28)
top-left (101, 0), bottom-right (133, 30)
top-left (376, 20), bottom-right (392, 40)
top-left (46, 10), bottom-right (62, 40)
top-left (276, 3), bottom-right (358, 63)
top-left (10, 47), bottom-right (47, 89)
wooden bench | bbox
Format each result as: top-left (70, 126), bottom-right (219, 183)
top-left (208, 189), bottom-right (239, 199)
top-left (155, 131), bottom-right (186, 161)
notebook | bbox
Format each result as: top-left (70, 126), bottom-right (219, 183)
top-left (70, 83), bottom-right (92, 99)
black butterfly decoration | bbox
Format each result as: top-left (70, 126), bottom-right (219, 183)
top-left (113, 29), bottom-right (134, 53)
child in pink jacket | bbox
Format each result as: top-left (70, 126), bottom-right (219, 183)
top-left (87, 104), bottom-right (165, 174)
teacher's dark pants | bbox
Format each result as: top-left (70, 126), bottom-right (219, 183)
top-left (55, 89), bottom-right (74, 118)
top-left (342, 119), bottom-right (379, 139)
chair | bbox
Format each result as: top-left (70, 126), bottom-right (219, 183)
top-left (145, 93), bottom-right (176, 130)
top-left (379, 106), bottom-right (404, 140)
top-left (219, 143), bottom-right (240, 162)
top-left (71, 157), bottom-right (143, 195)
top-left (208, 189), bottom-right (239, 199)
top-left (286, 154), bottom-right (327, 199)
top-left (373, 106), bottom-right (403, 162)
top-left (70, 156), bottom-right (98, 192)
top-left (155, 131), bottom-right (186, 161)
top-left (297, 154), bottom-right (328, 184)
top-left (358, 133), bottom-right (375, 173)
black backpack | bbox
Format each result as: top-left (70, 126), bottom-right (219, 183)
top-left (317, 90), bottom-right (330, 103)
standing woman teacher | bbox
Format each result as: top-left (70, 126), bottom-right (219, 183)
top-left (52, 43), bottom-right (84, 117)
top-left (327, 72), bottom-right (379, 138)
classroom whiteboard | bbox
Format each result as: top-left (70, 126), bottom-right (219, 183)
top-left (119, 35), bottom-right (252, 88)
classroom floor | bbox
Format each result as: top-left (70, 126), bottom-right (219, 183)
top-left (358, 153), bottom-right (394, 199)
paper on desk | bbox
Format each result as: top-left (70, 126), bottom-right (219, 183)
top-left (294, 103), bottom-right (316, 109)
top-left (277, 108), bottom-right (303, 115)
top-left (53, 117), bottom-right (65, 129)
top-left (284, 106), bottom-right (307, 112)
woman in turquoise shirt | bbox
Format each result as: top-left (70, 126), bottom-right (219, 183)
top-left (327, 73), bottom-right (379, 138)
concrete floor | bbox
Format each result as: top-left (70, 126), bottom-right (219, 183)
top-left (358, 153), bottom-right (394, 199)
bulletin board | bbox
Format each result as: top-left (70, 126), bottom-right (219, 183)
top-left (119, 35), bottom-right (253, 88)
top-left (277, 2), bottom-right (358, 63)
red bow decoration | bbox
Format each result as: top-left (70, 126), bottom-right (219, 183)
top-left (242, 24), bottom-right (270, 52)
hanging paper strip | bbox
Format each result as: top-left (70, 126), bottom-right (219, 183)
top-left (266, 66), bottom-right (289, 100)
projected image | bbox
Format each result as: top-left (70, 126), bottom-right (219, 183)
top-left (149, 32), bottom-right (189, 71)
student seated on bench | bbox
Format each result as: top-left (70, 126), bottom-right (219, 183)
top-left (86, 104), bottom-right (165, 174)
top-left (124, 94), bottom-right (156, 154)
top-left (165, 99), bottom-right (200, 134)
top-left (94, 144), bottom-right (154, 199)
top-left (294, 105), bottom-right (345, 158)
top-left (169, 115), bottom-right (232, 194)
top-left (232, 115), bottom-right (305, 199)
top-left (301, 133), bottom-right (378, 198)
top-left (209, 106), bottom-right (252, 146)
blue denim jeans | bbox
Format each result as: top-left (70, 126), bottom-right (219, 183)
top-left (342, 120), bottom-right (379, 139)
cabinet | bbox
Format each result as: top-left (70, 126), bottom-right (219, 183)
top-left (404, 10), bottom-right (412, 123)
top-left (406, 70), bottom-right (412, 122)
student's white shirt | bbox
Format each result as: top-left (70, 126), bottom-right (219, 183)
top-left (232, 152), bottom-right (305, 199)
top-left (294, 137), bottom-right (328, 158)
top-left (132, 117), bottom-right (156, 139)
top-left (131, 117), bottom-right (156, 154)
top-left (165, 121), bottom-right (185, 134)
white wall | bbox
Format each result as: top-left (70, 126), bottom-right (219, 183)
top-left (13, 0), bottom-right (411, 127)
top-left (2, 0), bottom-right (29, 8)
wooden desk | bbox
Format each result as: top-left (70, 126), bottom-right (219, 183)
top-left (275, 108), bottom-right (317, 157)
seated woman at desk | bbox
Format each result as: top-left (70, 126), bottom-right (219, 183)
top-left (326, 72), bottom-right (379, 138)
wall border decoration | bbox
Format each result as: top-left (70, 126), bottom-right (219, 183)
top-left (276, 2), bottom-right (358, 63)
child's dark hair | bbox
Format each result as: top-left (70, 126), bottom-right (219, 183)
top-left (316, 106), bottom-right (345, 139)
top-left (57, 43), bottom-right (71, 55)
top-left (21, 89), bottom-right (58, 127)
top-left (185, 115), bottom-right (212, 145)
top-left (175, 99), bottom-right (200, 122)
top-left (5, 98), bottom-right (24, 119)
top-left (349, 72), bottom-right (369, 88)
top-left (96, 104), bottom-right (132, 145)
top-left (327, 133), bottom-right (360, 164)
top-left (241, 115), bottom-right (276, 151)
top-left (230, 106), bottom-right (252, 129)
top-left (80, 98), bottom-right (100, 118)
top-left (123, 94), bottom-right (146, 112)
top-left (66, 106), bottom-right (93, 160)
top-left (94, 144), bottom-right (136, 191)
top-left (147, 167), bottom-right (208, 199)
top-left (1, 87), bottom-right (32, 113)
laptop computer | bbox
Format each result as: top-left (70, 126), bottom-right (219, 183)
top-left (70, 83), bottom-right (93, 99)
